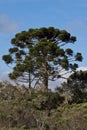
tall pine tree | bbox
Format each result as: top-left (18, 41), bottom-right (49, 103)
top-left (2, 27), bottom-right (83, 91)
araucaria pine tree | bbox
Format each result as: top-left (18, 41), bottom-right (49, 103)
top-left (2, 27), bottom-right (83, 91)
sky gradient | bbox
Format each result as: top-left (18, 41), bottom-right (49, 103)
top-left (0, 0), bottom-right (87, 83)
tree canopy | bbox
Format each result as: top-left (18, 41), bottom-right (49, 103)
top-left (2, 27), bottom-right (83, 91)
top-left (61, 70), bottom-right (87, 103)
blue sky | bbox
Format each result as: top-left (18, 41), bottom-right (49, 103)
top-left (0, 0), bottom-right (87, 80)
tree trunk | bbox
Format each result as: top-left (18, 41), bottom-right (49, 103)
top-left (42, 73), bottom-right (48, 92)
top-left (39, 62), bottom-right (49, 91)
top-left (42, 62), bottom-right (49, 91)
top-left (28, 73), bottom-right (32, 97)
top-left (28, 73), bottom-right (31, 89)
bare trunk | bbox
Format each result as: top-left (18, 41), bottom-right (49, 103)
top-left (42, 74), bottom-right (48, 91)
top-left (28, 73), bottom-right (31, 88)
top-left (42, 62), bottom-right (49, 91)
top-left (28, 73), bottom-right (32, 97)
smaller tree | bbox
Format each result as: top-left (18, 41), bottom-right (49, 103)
top-left (65, 70), bottom-right (87, 103)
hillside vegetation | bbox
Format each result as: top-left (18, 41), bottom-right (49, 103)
top-left (0, 82), bottom-right (87, 130)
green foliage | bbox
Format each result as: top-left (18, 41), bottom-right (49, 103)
top-left (32, 91), bottom-right (64, 112)
top-left (75, 53), bottom-right (83, 61)
top-left (0, 98), bottom-right (87, 130)
top-left (2, 55), bottom-right (13, 64)
top-left (62, 70), bottom-right (87, 104)
top-left (0, 81), bottom-right (31, 100)
top-left (65, 48), bottom-right (73, 56)
top-left (0, 81), bottom-right (87, 129)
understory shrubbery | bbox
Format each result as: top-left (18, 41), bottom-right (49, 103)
top-left (0, 81), bottom-right (87, 130)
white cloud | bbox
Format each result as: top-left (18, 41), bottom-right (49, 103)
top-left (77, 66), bottom-right (87, 71)
top-left (0, 14), bottom-right (18, 33)
top-left (0, 71), bottom-right (9, 81)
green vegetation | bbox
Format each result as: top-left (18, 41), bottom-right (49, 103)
top-left (1, 27), bottom-right (87, 129)
top-left (0, 82), bottom-right (86, 130)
